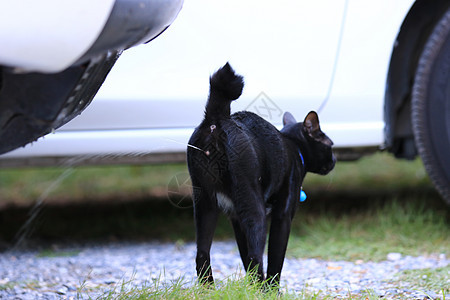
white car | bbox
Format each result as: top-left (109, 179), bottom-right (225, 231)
top-left (1, 0), bottom-right (449, 204)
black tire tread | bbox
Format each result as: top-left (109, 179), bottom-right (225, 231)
top-left (412, 8), bottom-right (450, 204)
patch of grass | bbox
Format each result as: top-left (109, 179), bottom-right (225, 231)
top-left (77, 272), bottom-right (388, 300)
top-left (0, 164), bottom-right (188, 207)
top-left (0, 281), bottom-right (15, 291)
top-left (0, 152), bottom-right (434, 207)
top-left (288, 198), bottom-right (449, 261)
top-left (79, 272), bottom-right (302, 300)
top-left (388, 266), bottom-right (449, 298)
top-left (23, 280), bottom-right (43, 290)
top-left (0, 280), bottom-right (45, 292)
top-left (36, 248), bottom-right (80, 258)
top-left (303, 152), bottom-right (431, 193)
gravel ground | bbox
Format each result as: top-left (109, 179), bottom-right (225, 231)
top-left (0, 241), bottom-right (448, 299)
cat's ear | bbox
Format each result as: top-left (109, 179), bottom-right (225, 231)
top-left (303, 111), bottom-right (321, 136)
top-left (283, 111), bottom-right (297, 126)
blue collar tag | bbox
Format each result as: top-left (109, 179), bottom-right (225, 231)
top-left (300, 189), bottom-right (307, 202)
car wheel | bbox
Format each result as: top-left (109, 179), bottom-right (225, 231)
top-left (412, 7), bottom-right (450, 205)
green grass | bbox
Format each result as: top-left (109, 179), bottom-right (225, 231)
top-left (77, 271), bottom-right (327, 300)
top-left (75, 266), bottom-right (450, 300)
top-left (288, 198), bottom-right (449, 261)
top-left (78, 270), bottom-right (419, 300)
top-left (36, 248), bottom-right (81, 258)
top-left (303, 152), bottom-right (431, 193)
top-left (390, 266), bottom-right (450, 296)
top-left (0, 164), bottom-right (187, 206)
top-left (0, 152), bottom-right (433, 207)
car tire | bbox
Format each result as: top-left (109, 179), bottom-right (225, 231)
top-left (412, 7), bottom-right (450, 205)
top-left (0, 51), bottom-right (120, 155)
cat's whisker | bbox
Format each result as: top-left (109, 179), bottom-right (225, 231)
top-left (164, 138), bottom-right (209, 155)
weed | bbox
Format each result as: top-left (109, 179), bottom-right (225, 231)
top-left (37, 248), bottom-right (80, 258)
top-left (0, 281), bottom-right (15, 291)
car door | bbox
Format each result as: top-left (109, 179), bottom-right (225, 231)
top-left (58, 0), bottom-right (347, 155)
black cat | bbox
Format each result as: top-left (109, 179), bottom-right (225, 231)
top-left (187, 63), bottom-right (336, 285)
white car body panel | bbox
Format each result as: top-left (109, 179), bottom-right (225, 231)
top-left (1, 0), bottom-right (415, 163)
top-left (0, 0), bottom-right (115, 73)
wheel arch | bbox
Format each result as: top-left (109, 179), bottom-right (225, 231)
top-left (384, 0), bottom-right (450, 159)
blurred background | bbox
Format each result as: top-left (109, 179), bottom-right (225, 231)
top-left (0, 0), bottom-right (449, 262)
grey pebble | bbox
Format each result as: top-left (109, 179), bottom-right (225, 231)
top-left (0, 241), bottom-right (448, 299)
